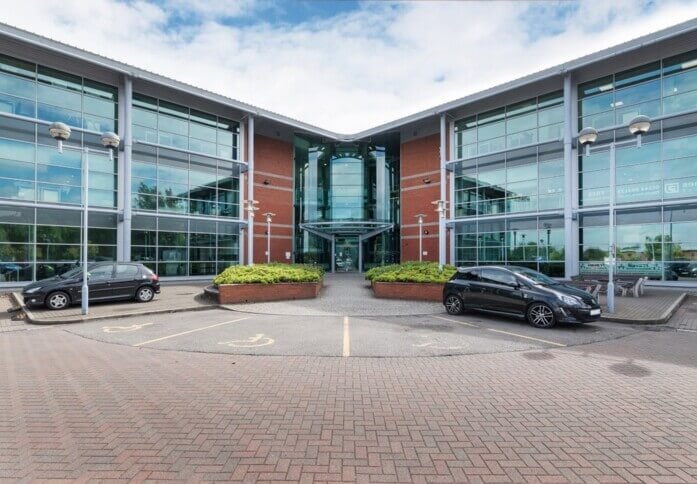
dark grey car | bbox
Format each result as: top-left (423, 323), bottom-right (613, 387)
top-left (22, 262), bottom-right (161, 310)
top-left (442, 265), bottom-right (601, 328)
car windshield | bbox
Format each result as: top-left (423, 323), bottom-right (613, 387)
top-left (511, 267), bottom-right (558, 285)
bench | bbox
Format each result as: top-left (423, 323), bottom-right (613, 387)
top-left (571, 275), bottom-right (647, 298)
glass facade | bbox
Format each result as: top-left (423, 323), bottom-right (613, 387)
top-left (452, 91), bottom-right (566, 277)
top-left (455, 216), bottom-right (565, 277)
top-left (580, 205), bottom-right (697, 280)
top-left (579, 110), bottom-right (697, 207)
top-left (576, 49), bottom-right (697, 280)
top-left (0, 205), bottom-right (116, 282)
top-left (293, 135), bottom-right (400, 270)
top-left (2, 41), bottom-right (697, 283)
top-left (453, 141), bottom-right (564, 217)
top-left (578, 49), bottom-right (697, 131)
top-left (0, 54), bottom-right (119, 208)
top-left (130, 95), bottom-right (243, 278)
top-left (131, 144), bottom-right (240, 217)
top-left (132, 94), bottom-right (239, 160)
top-left (131, 215), bottom-right (238, 277)
top-left (455, 92), bottom-right (563, 158)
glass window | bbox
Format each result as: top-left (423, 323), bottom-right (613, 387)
top-left (115, 264), bottom-right (139, 278)
top-left (0, 54), bottom-right (35, 80)
top-left (580, 92), bottom-right (613, 117)
top-left (89, 264), bottom-right (114, 280)
top-left (0, 72), bottom-right (35, 99)
top-left (615, 62), bottom-right (661, 89)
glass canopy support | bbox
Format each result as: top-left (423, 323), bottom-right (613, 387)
top-left (299, 223), bottom-right (336, 273)
top-left (357, 224), bottom-right (394, 273)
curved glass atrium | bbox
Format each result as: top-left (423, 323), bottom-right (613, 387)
top-left (293, 135), bottom-right (400, 272)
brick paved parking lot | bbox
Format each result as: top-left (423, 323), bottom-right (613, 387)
top-left (1, 314), bottom-right (696, 482)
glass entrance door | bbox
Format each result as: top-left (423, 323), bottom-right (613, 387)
top-left (335, 236), bottom-right (358, 272)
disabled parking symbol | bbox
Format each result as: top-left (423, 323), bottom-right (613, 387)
top-left (219, 333), bottom-right (274, 348)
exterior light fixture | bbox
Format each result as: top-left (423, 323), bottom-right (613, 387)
top-left (48, 123), bottom-right (120, 316)
top-left (263, 212), bottom-right (275, 263)
top-left (415, 213), bottom-right (426, 262)
top-left (575, 115), bottom-right (651, 314)
top-left (578, 127), bottom-right (599, 156)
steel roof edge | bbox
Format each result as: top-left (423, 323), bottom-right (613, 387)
top-left (2, 17), bottom-right (697, 141)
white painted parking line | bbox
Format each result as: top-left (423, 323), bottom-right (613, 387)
top-left (343, 316), bottom-right (350, 357)
top-left (434, 315), bottom-right (565, 347)
top-left (486, 328), bottom-right (566, 347)
top-left (133, 317), bottom-right (251, 347)
top-left (103, 323), bottom-right (153, 333)
top-left (434, 315), bottom-right (479, 328)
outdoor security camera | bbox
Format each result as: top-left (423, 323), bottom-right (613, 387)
top-left (48, 122), bottom-right (71, 141)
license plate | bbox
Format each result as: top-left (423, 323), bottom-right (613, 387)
top-left (590, 309), bottom-right (600, 316)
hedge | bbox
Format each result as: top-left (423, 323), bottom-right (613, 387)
top-left (213, 263), bottom-right (324, 285)
top-left (365, 261), bottom-right (456, 283)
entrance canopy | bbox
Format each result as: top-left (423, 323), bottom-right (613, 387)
top-left (299, 221), bottom-right (394, 272)
top-left (299, 220), bottom-right (392, 236)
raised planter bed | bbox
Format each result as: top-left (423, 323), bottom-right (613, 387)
top-left (371, 281), bottom-right (444, 302)
top-left (216, 280), bottom-right (322, 304)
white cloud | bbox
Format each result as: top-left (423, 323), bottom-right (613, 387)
top-left (2, 0), bottom-right (697, 133)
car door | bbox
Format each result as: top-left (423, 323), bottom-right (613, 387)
top-left (85, 264), bottom-right (115, 301)
top-left (479, 268), bottom-right (527, 315)
top-left (455, 268), bottom-right (486, 308)
top-left (112, 264), bottom-right (141, 299)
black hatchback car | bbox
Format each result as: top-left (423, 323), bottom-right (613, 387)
top-left (22, 262), bottom-right (160, 310)
top-left (443, 265), bottom-right (601, 328)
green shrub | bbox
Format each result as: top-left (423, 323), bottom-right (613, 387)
top-left (213, 263), bottom-right (324, 285)
top-left (364, 261), bottom-right (456, 283)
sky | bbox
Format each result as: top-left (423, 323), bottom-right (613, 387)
top-left (3, 0), bottom-right (697, 133)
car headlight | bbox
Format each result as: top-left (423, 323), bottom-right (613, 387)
top-left (559, 294), bottom-right (582, 306)
top-left (24, 286), bottom-right (42, 294)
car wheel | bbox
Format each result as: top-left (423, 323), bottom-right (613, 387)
top-left (46, 291), bottom-right (70, 310)
top-left (526, 303), bottom-right (556, 328)
top-left (444, 294), bottom-right (464, 315)
top-left (135, 286), bottom-right (155, 303)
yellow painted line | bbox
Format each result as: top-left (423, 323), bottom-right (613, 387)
top-left (486, 328), bottom-right (566, 347)
top-left (434, 315), bottom-right (479, 328)
top-left (133, 317), bottom-right (251, 347)
top-left (342, 316), bottom-right (350, 357)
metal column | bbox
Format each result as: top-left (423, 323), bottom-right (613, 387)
top-left (122, 75), bottom-right (133, 262)
top-left (247, 115), bottom-right (255, 265)
top-left (563, 73), bottom-right (577, 278)
top-left (439, 114), bottom-right (447, 269)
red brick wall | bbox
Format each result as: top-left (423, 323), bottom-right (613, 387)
top-left (248, 134), bottom-right (294, 264)
top-left (400, 134), bottom-right (450, 263)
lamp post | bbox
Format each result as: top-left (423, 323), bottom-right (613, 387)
top-left (263, 212), bottom-right (275, 264)
top-left (543, 222), bottom-right (551, 264)
top-left (48, 122), bottom-right (120, 316)
top-left (521, 233), bottom-right (526, 261)
top-left (244, 200), bottom-right (259, 265)
top-left (415, 214), bottom-right (426, 262)
top-left (432, 200), bottom-right (447, 270)
top-left (577, 115), bottom-right (651, 314)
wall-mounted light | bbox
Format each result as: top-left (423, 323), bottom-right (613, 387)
top-left (422, 177), bottom-right (431, 184)
top-left (263, 179), bottom-right (270, 185)
top-left (424, 229), bottom-right (429, 235)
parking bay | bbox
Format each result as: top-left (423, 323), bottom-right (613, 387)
top-left (64, 308), bottom-right (640, 357)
